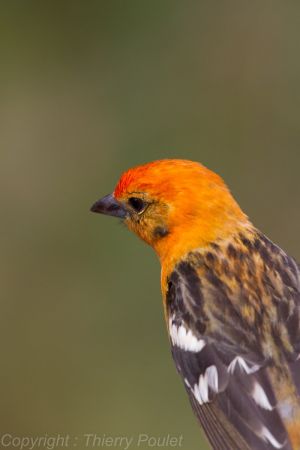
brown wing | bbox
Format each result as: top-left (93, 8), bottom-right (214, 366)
top-left (166, 230), bottom-right (300, 450)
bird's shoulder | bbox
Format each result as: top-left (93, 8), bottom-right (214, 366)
top-left (165, 228), bottom-right (300, 358)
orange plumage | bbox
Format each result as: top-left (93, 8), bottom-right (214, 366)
top-left (92, 159), bottom-right (300, 450)
top-left (114, 160), bottom-right (248, 289)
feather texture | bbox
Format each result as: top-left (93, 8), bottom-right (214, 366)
top-left (165, 230), bottom-right (300, 449)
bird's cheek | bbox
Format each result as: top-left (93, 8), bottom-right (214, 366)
top-left (124, 214), bottom-right (170, 247)
top-left (138, 224), bottom-right (158, 246)
top-left (123, 217), bottom-right (136, 233)
top-left (124, 218), bottom-right (149, 241)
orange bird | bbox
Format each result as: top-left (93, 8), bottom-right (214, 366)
top-left (91, 159), bottom-right (300, 450)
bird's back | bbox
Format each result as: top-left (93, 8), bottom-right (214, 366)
top-left (165, 227), bottom-right (300, 449)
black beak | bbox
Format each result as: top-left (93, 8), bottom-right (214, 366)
top-left (90, 194), bottom-right (127, 218)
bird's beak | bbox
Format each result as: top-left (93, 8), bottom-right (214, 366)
top-left (90, 194), bottom-right (127, 218)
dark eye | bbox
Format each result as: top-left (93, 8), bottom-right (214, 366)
top-left (128, 197), bottom-right (146, 213)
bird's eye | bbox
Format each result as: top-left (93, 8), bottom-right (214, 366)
top-left (128, 197), bottom-right (146, 213)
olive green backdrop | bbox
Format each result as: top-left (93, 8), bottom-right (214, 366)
top-left (1, 2), bottom-right (300, 450)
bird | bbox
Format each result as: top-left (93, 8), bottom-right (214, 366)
top-left (91, 159), bottom-right (300, 450)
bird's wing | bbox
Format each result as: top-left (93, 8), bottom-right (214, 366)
top-left (172, 338), bottom-right (288, 450)
top-left (166, 233), bottom-right (300, 450)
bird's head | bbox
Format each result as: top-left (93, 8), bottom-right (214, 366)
top-left (91, 159), bottom-right (248, 265)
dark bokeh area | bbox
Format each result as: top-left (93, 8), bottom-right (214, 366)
top-left (1, 2), bottom-right (300, 449)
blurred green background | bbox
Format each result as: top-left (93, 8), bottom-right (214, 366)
top-left (1, 2), bottom-right (300, 449)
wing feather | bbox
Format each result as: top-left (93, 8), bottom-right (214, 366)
top-left (189, 395), bottom-right (250, 450)
top-left (166, 232), bottom-right (300, 449)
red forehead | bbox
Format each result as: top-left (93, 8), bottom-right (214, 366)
top-left (113, 159), bottom-right (219, 199)
top-left (114, 165), bottom-right (147, 198)
top-left (113, 160), bottom-right (182, 198)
